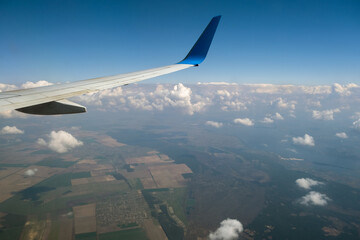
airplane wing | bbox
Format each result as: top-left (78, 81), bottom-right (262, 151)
top-left (0, 16), bottom-right (221, 115)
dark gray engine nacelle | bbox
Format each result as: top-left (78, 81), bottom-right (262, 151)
top-left (16, 99), bottom-right (86, 115)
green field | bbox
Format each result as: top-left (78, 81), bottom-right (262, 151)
top-left (0, 172), bottom-right (129, 215)
top-left (36, 157), bottom-right (76, 168)
top-left (75, 232), bottom-right (97, 240)
top-left (128, 178), bottom-right (144, 190)
top-left (0, 214), bottom-right (27, 240)
top-left (153, 187), bottom-right (188, 224)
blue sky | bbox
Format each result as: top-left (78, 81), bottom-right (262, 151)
top-left (0, 0), bottom-right (359, 85)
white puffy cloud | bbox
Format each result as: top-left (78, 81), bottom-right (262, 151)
top-left (37, 130), bottom-right (83, 153)
top-left (0, 83), bottom-right (17, 92)
top-left (209, 219), bottom-right (243, 240)
top-left (21, 80), bottom-right (53, 89)
top-left (24, 168), bottom-right (38, 177)
top-left (333, 83), bottom-right (359, 96)
top-left (296, 178), bottom-right (323, 190)
top-left (205, 121), bottom-right (223, 128)
top-left (77, 83), bottom-right (209, 115)
top-left (274, 97), bottom-right (296, 110)
top-left (300, 191), bottom-right (331, 206)
top-left (234, 118), bottom-right (254, 126)
top-left (335, 132), bottom-right (348, 139)
top-left (216, 89), bottom-right (231, 98)
top-left (231, 84), bottom-right (331, 95)
top-left (274, 112), bottom-right (284, 120)
top-left (353, 119), bottom-right (360, 129)
top-left (220, 100), bottom-right (246, 112)
top-left (261, 117), bottom-right (274, 124)
top-left (292, 134), bottom-right (315, 146)
top-left (246, 84), bottom-right (295, 94)
top-left (0, 126), bottom-right (24, 134)
top-left (300, 85), bottom-right (332, 95)
top-left (198, 82), bottom-right (238, 86)
top-left (0, 110), bottom-right (27, 119)
top-left (312, 109), bottom-right (340, 120)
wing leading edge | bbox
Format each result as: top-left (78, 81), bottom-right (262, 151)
top-left (0, 16), bottom-right (221, 115)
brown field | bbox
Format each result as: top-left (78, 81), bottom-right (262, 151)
top-left (77, 159), bottom-right (97, 165)
top-left (147, 150), bottom-right (159, 155)
top-left (58, 218), bottom-right (73, 240)
top-left (0, 143), bottom-right (53, 164)
top-left (74, 162), bottom-right (113, 172)
top-left (0, 167), bottom-right (22, 180)
top-left (140, 177), bottom-right (157, 189)
top-left (143, 219), bottom-right (168, 240)
top-left (148, 164), bottom-right (192, 188)
top-left (98, 136), bottom-right (126, 147)
top-left (159, 154), bottom-right (171, 161)
top-left (0, 166), bottom-right (62, 203)
top-left (71, 175), bottom-right (116, 186)
top-left (20, 215), bottom-right (52, 240)
top-left (126, 155), bottom-right (172, 165)
top-left (90, 169), bottom-right (112, 177)
top-left (73, 203), bottom-right (96, 234)
top-left (120, 168), bottom-right (152, 179)
top-left (61, 155), bottom-right (80, 162)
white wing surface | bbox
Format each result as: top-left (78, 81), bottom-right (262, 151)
top-left (0, 16), bottom-right (221, 115)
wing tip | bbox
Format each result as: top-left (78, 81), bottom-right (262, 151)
top-left (178, 15), bottom-right (221, 65)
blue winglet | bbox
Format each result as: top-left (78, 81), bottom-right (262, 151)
top-left (178, 16), bottom-right (221, 65)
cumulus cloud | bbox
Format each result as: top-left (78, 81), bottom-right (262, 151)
top-left (274, 112), bottom-right (284, 120)
top-left (296, 178), bottom-right (323, 190)
top-left (37, 130), bottom-right (83, 153)
top-left (333, 83), bottom-right (359, 96)
top-left (244, 84), bottom-right (332, 95)
top-left (246, 84), bottom-right (295, 94)
top-left (261, 117), bottom-right (274, 124)
top-left (0, 110), bottom-right (27, 119)
top-left (335, 132), bottom-right (348, 139)
top-left (77, 83), bottom-right (209, 115)
top-left (198, 82), bottom-right (238, 85)
top-left (209, 219), bottom-right (243, 240)
top-left (216, 89), bottom-right (231, 98)
top-left (21, 80), bottom-right (53, 89)
top-left (220, 99), bottom-right (246, 112)
top-left (275, 97), bottom-right (296, 110)
top-left (234, 118), bottom-right (254, 126)
top-left (205, 121), bottom-right (223, 128)
top-left (0, 126), bottom-right (24, 134)
top-left (353, 119), bottom-right (360, 129)
top-left (312, 109), bottom-right (340, 120)
top-left (300, 191), bottom-right (331, 206)
top-left (24, 168), bottom-right (38, 177)
top-left (292, 134), bottom-right (315, 146)
top-left (0, 83), bottom-right (17, 92)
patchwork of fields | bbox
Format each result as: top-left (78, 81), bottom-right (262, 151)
top-left (0, 134), bottom-right (191, 240)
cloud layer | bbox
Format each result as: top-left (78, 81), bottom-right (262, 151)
top-left (0, 126), bottom-right (24, 134)
top-left (209, 219), bottom-right (243, 240)
top-left (37, 130), bottom-right (83, 153)
top-left (292, 134), bottom-right (315, 146)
